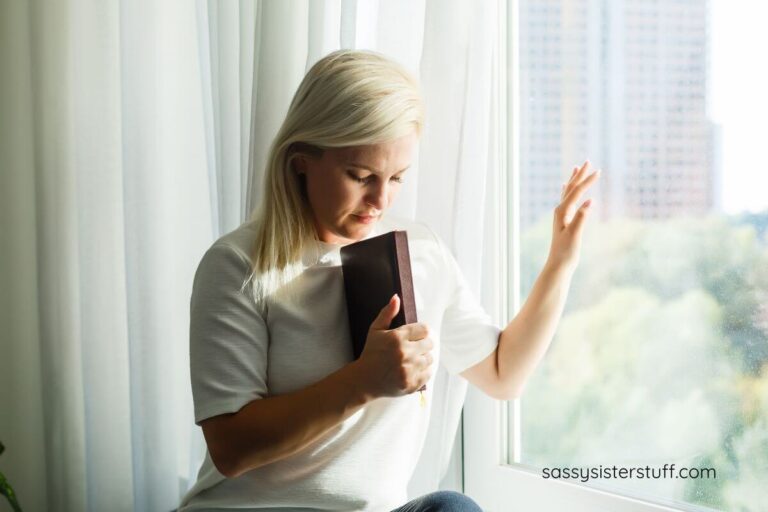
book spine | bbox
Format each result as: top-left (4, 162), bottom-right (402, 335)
top-left (394, 231), bottom-right (418, 324)
top-left (394, 231), bottom-right (426, 393)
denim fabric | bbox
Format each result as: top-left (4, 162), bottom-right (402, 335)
top-left (389, 490), bottom-right (484, 512)
top-left (171, 491), bottom-right (483, 512)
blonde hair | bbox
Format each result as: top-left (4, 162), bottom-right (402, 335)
top-left (242, 49), bottom-right (425, 307)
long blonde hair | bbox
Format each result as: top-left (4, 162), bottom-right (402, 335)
top-left (243, 49), bottom-right (425, 307)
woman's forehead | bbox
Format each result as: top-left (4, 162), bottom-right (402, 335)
top-left (332, 137), bottom-right (416, 169)
top-left (338, 143), bottom-right (383, 160)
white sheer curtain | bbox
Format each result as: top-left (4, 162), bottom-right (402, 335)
top-left (0, 1), bottom-right (501, 510)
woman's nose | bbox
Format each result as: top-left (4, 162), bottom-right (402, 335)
top-left (364, 182), bottom-right (389, 211)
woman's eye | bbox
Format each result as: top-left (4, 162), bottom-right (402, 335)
top-left (347, 172), bottom-right (373, 184)
top-left (347, 171), bottom-right (404, 184)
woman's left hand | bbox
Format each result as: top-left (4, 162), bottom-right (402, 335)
top-left (546, 160), bottom-right (600, 272)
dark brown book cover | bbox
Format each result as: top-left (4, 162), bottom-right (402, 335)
top-left (340, 230), bottom-right (426, 392)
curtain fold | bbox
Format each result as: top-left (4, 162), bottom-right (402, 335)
top-left (0, 1), bottom-right (500, 510)
top-left (119, 1), bottom-right (214, 509)
top-left (0, 2), bottom-right (48, 510)
top-left (245, 0), bottom-right (309, 214)
top-left (408, 0), bottom-right (500, 497)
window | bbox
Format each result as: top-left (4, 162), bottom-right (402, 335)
top-left (465, 1), bottom-right (768, 511)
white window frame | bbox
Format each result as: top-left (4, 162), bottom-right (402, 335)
top-left (462, 2), bottom-right (707, 510)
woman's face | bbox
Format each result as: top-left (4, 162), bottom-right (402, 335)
top-left (295, 131), bottom-right (418, 245)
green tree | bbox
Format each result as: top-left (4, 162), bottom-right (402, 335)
top-left (518, 212), bottom-right (768, 510)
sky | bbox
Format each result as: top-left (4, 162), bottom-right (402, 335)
top-left (710, 0), bottom-right (768, 214)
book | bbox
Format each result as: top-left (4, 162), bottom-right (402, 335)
top-left (340, 230), bottom-right (426, 393)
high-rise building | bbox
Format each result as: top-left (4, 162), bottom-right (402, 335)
top-left (518, 0), bottom-right (721, 228)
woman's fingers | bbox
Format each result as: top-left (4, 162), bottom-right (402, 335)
top-left (562, 161), bottom-right (590, 199)
top-left (565, 169), bottom-right (600, 201)
top-left (557, 166), bottom-right (600, 227)
top-left (569, 198), bottom-right (593, 239)
top-left (572, 161), bottom-right (590, 186)
top-left (564, 168), bottom-right (600, 203)
top-left (569, 165), bottom-right (579, 183)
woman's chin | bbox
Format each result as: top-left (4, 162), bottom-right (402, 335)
top-left (343, 219), bottom-right (377, 241)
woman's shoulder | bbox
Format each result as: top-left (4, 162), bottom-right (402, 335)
top-left (206, 220), bottom-right (259, 265)
top-left (191, 222), bottom-right (260, 289)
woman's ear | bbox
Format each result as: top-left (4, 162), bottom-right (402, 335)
top-left (290, 142), bottom-right (323, 175)
top-left (292, 155), bottom-right (309, 200)
top-left (293, 155), bottom-right (307, 176)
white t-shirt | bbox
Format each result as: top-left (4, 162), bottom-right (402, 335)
top-left (178, 215), bottom-right (500, 512)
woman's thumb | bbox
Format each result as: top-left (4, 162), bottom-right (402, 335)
top-left (370, 294), bottom-right (401, 331)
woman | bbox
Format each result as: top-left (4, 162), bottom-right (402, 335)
top-left (179, 49), bottom-right (599, 511)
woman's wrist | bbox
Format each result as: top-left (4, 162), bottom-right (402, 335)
top-left (345, 360), bottom-right (379, 406)
top-left (544, 255), bottom-right (578, 278)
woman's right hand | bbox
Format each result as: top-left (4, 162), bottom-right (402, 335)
top-left (355, 294), bottom-right (433, 399)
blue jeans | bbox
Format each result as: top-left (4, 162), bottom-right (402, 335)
top-left (389, 490), bottom-right (484, 512)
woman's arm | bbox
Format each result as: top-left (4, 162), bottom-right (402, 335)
top-left (496, 261), bottom-right (575, 399)
top-left (496, 161), bottom-right (600, 399)
top-left (202, 292), bottom-right (432, 478)
top-left (201, 360), bottom-right (374, 479)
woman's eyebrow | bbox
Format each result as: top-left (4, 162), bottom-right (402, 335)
top-left (347, 163), bottom-right (410, 174)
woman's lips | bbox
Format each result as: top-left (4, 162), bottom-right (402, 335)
top-left (352, 214), bottom-right (377, 224)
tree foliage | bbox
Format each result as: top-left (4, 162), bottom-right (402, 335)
top-left (519, 211), bottom-right (768, 511)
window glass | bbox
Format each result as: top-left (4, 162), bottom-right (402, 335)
top-left (514, 1), bottom-right (768, 510)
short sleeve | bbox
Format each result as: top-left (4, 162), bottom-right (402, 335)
top-left (432, 234), bottom-right (500, 376)
top-left (189, 243), bottom-right (269, 425)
